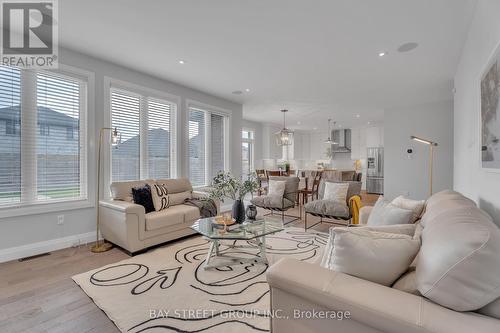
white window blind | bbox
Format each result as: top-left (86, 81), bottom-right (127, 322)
top-left (36, 72), bottom-right (85, 202)
top-left (210, 113), bottom-right (225, 179)
top-left (0, 66), bottom-right (21, 205)
top-left (188, 106), bottom-right (228, 187)
top-left (110, 86), bottom-right (176, 182)
top-left (147, 97), bottom-right (172, 179)
top-left (111, 89), bottom-right (140, 181)
top-left (0, 65), bottom-right (88, 209)
top-left (188, 108), bottom-right (206, 187)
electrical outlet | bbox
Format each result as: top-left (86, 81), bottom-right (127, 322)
top-left (57, 215), bottom-right (64, 225)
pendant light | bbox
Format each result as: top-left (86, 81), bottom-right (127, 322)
top-left (324, 119), bottom-right (337, 144)
top-left (275, 109), bottom-right (294, 146)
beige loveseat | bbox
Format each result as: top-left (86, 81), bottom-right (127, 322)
top-left (267, 190), bottom-right (500, 333)
top-left (99, 178), bottom-right (218, 254)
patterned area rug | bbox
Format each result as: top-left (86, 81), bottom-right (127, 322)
top-left (72, 227), bottom-right (327, 333)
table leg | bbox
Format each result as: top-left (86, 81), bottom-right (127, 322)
top-left (204, 240), bottom-right (215, 269)
top-left (259, 236), bottom-right (268, 264)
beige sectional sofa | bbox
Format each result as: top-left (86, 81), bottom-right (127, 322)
top-left (267, 190), bottom-right (500, 333)
top-left (99, 178), bottom-right (218, 254)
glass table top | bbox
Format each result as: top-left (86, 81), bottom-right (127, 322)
top-left (191, 217), bottom-right (284, 240)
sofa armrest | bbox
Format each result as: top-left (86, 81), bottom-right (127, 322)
top-left (99, 199), bottom-right (145, 215)
top-left (359, 206), bottom-right (373, 224)
top-left (267, 258), bottom-right (500, 333)
top-left (192, 191), bottom-right (220, 214)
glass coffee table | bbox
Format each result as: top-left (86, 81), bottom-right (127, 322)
top-left (191, 217), bottom-right (284, 270)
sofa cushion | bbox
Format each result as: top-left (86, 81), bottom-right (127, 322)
top-left (169, 190), bottom-right (192, 206)
top-left (478, 297), bottom-right (500, 320)
top-left (319, 180), bottom-right (362, 205)
top-left (417, 204), bottom-right (500, 311)
top-left (323, 182), bottom-right (349, 202)
top-left (367, 197), bottom-right (414, 226)
top-left (391, 196), bottom-right (425, 223)
top-left (145, 205), bottom-right (199, 231)
top-left (268, 180), bottom-right (286, 197)
top-left (251, 196), bottom-right (294, 209)
top-left (268, 176), bottom-right (299, 202)
top-left (151, 183), bottom-right (170, 211)
top-left (155, 178), bottom-right (192, 194)
top-left (180, 204), bottom-right (201, 222)
top-left (322, 227), bottom-right (420, 286)
top-left (110, 180), bottom-right (154, 202)
top-left (131, 184), bottom-right (155, 213)
top-left (392, 269), bottom-right (421, 296)
top-left (304, 199), bottom-right (349, 218)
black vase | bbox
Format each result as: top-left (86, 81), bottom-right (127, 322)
top-left (232, 199), bottom-right (246, 223)
top-left (246, 204), bottom-right (257, 220)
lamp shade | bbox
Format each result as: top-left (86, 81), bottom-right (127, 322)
top-left (275, 128), bottom-right (294, 146)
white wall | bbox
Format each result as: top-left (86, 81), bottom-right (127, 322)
top-left (454, 0), bottom-right (500, 227)
top-left (0, 47), bottom-right (242, 257)
top-left (384, 100), bottom-right (454, 200)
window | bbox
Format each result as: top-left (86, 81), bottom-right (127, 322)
top-left (242, 129), bottom-right (254, 176)
top-left (66, 126), bottom-right (75, 140)
top-left (188, 108), bottom-right (205, 186)
top-left (39, 123), bottom-right (50, 136)
top-left (188, 106), bottom-right (228, 187)
top-left (0, 66), bottom-right (21, 204)
top-left (111, 89), bottom-right (140, 181)
top-left (5, 119), bottom-right (19, 135)
top-left (0, 66), bottom-right (88, 208)
top-left (110, 86), bottom-right (176, 182)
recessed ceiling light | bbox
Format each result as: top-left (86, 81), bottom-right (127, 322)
top-left (245, 88), bottom-right (251, 92)
top-left (398, 42), bottom-right (419, 53)
top-left (178, 60), bottom-right (185, 64)
top-left (297, 121), bottom-right (301, 125)
top-left (356, 114), bottom-right (360, 118)
top-left (232, 90), bottom-right (243, 95)
top-left (367, 121), bottom-right (371, 125)
top-left (378, 52), bottom-right (387, 57)
top-left (313, 127), bottom-right (318, 130)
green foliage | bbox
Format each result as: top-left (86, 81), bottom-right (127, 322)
top-left (209, 171), bottom-right (259, 202)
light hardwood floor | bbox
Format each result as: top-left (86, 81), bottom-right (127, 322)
top-left (0, 191), bottom-right (378, 333)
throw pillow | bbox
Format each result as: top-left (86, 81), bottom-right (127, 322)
top-left (367, 196), bottom-right (414, 226)
top-left (268, 180), bottom-right (286, 198)
top-left (323, 182), bottom-right (349, 202)
top-left (151, 184), bottom-right (170, 211)
top-left (391, 195), bottom-right (425, 223)
top-left (131, 184), bottom-right (155, 214)
top-left (323, 227), bottom-right (420, 286)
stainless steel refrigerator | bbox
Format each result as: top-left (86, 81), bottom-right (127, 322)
top-left (366, 147), bottom-right (384, 194)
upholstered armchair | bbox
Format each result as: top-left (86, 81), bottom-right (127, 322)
top-left (304, 180), bottom-right (362, 230)
top-left (250, 176), bottom-right (300, 224)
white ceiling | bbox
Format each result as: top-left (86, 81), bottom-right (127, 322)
top-left (59, 0), bottom-right (477, 130)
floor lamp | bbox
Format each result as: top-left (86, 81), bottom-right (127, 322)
top-left (410, 136), bottom-right (438, 197)
top-left (91, 127), bottom-right (120, 253)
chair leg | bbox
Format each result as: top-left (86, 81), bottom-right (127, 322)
top-left (304, 212), bottom-right (307, 231)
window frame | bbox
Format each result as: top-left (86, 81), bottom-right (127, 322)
top-left (0, 64), bottom-right (95, 218)
top-left (186, 99), bottom-right (231, 188)
top-left (242, 128), bottom-right (255, 177)
top-left (104, 77), bottom-right (180, 195)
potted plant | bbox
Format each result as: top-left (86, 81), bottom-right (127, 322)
top-left (209, 171), bottom-right (259, 223)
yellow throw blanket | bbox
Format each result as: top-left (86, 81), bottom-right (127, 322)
top-left (349, 195), bottom-right (362, 224)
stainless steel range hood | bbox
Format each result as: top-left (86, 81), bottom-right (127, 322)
top-left (331, 129), bottom-right (351, 153)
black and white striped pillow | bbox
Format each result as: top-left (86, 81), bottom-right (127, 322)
top-left (151, 184), bottom-right (170, 211)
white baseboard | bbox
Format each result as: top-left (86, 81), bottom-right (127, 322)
top-left (0, 231), bottom-right (97, 264)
